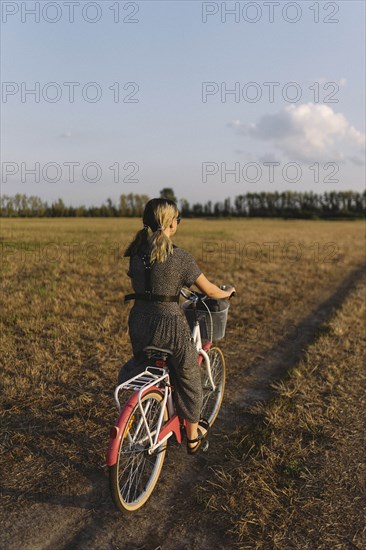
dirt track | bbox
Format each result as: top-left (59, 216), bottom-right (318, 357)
top-left (2, 261), bottom-right (365, 550)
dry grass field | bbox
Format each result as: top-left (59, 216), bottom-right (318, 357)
top-left (0, 217), bottom-right (365, 549)
top-left (197, 271), bottom-right (366, 549)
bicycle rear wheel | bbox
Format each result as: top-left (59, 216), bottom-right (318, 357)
top-left (200, 347), bottom-right (226, 426)
top-left (109, 389), bottom-right (168, 512)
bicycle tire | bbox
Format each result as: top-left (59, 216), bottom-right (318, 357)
top-left (200, 346), bottom-right (226, 426)
top-left (109, 389), bottom-right (168, 512)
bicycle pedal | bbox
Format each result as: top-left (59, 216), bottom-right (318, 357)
top-left (202, 440), bottom-right (209, 452)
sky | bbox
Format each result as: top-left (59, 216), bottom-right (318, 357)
top-left (1, 0), bottom-right (365, 208)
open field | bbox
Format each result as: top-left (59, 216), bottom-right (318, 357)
top-left (0, 218), bottom-right (365, 549)
top-left (197, 271), bottom-right (366, 549)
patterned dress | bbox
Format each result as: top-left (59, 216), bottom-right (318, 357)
top-left (122, 243), bottom-right (203, 423)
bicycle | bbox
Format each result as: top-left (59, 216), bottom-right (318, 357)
top-left (106, 286), bottom-right (235, 512)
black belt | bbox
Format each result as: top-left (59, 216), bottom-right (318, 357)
top-left (124, 293), bottom-right (180, 303)
top-left (125, 252), bottom-right (180, 303)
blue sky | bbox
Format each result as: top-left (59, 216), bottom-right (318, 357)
top-left (1, 0), bottom-right (365, 207)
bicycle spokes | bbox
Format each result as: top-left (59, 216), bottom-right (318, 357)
top-left (109, 390), bottom-right (168, 512)
top-left (200, 347), bottom-right (226, 426)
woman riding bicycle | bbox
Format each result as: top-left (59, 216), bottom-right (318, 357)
top-left (122, 198), bottom-right (236, 454)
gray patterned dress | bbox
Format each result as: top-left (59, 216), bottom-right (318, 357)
top-left (125, 243), bottom-right (203, 423)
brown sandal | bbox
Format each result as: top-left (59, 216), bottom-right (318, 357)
top-left (186, 419), bottom-right (210, 455)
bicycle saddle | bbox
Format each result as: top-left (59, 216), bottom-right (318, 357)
top-left (143, 346), bottom-right (174, 359)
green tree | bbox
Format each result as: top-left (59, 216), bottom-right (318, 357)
top-left (75, 205), bottom-right (87, 217)
top-left (223, 197), bottom-right (231, 216)
top-left (119, 194), bottom-right (128, 216)
top-left (204, 200), bottom-right (212, 216)
top-left (134, 194), bottom-right (149, 216)
top-left (106, 197), bottom-right (118, 216)
top-left (180, 198), bottom-right (190, 217)
top-left (160, 188), bottom-right (177, 203)
top-left (51, 198), bottom-right (66, 217)
top-left (29, 195), bottom-right (46, 217)
top-left (126, 192), bottom-right (135, 216)
top-left (192, 203), bottom-right (203, 216)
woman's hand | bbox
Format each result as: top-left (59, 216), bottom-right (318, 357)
top-left (220, 284), bottom-right (236, 299)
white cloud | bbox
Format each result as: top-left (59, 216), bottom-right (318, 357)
top-left (59, 131), bottom-right (73, 139)
top-left (229, 103), bottom-right (365, 163)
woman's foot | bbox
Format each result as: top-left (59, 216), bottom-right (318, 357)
top-left (187, 419), bottom-right (210, 454)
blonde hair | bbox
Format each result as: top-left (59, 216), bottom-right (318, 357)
top-left (124, 198), bottom-right (179, 263)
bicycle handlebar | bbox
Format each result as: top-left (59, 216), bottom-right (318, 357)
top-left (180, 286), bottom-right (236, 301)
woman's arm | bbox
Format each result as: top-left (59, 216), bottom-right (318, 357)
top-left (194, 273), bottom-right (236, 300)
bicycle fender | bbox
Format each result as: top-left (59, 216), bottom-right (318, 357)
top-left (106, 385), bottom-right (163, 467)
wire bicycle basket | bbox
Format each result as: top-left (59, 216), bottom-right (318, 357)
top-left (182, 297), bottom-right (230, 341)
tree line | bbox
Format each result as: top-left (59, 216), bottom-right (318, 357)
top-left (1, 190), bottom-right (365, 219)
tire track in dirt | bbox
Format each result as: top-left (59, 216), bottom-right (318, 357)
top-left (230, 260), bottom-right (366, 407)
top-left (2, 262), bottom-right (365, 550)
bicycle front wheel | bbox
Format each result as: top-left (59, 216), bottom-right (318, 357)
top-left (109, 389), bottom-right (168, 512)
top-left (200, 346), bottom-right (226, 426)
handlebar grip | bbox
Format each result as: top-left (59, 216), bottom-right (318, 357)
top-left (220, 284), bottom-right (236, 299)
